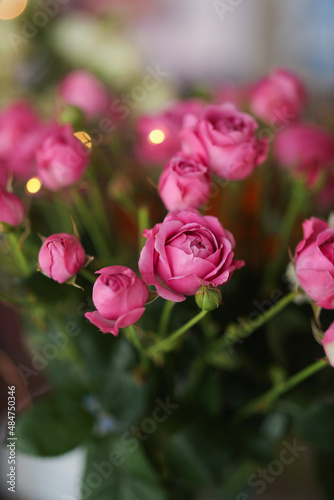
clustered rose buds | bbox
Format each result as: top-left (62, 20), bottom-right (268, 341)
top-left (294, 217), bottom-right (334, 309)
top-left (139, 209), bottom-right (244, 302)
top-left (38, 233), bottom-right (86, 284)
top-left (85, 266), bottom-right (149, 336)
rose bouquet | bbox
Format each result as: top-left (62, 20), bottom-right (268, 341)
top-left (1, 66), bottom-right (334, 500)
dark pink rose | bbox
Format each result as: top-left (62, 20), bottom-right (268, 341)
top-left (138, 209), bottom-right (244, 302)
top-left (250, 68), bottom-right (306, 126)
top-left (0, 190), bottom-right (25, 229)
top-left (180, 103), bottom-right (268, 180)
top-left (0, 161), bottom-right (8, 188)
top-left (135, 99), bottom-right (204, 165)
top-left (59, 70), bottom-right (111, 119)
top-left (322, 323), bottom-right (334, 367)
top-left (158, 153), bottom-right (211, 211)
top-left (36, 124), bottom-right (90, 190)
top-left (38, 233), bottom-right (86, 284)
top-left (85, 266), bottom-right (149, 336)
top-left (295, 217), bottom-right (334, 309)
top-left (274, 123), bottom-right (334, 185)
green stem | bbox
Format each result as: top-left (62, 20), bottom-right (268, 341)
top-left (158, 300), bottom-right (175, 338)
top-left (148, 310), bottom-right (208, 357)
top-left (78, 268), bottom-right (96, 285)
top-left (235, 359), bottom-right (327, 422)
top-left (71, 188), bottom-right (112, 264)
top-left (138, 206), bottom-right (150, 255)
top-left (7, 232), bottom-right (30, 275)
top-left (0, 292), bottom-right (35, 306)
top-left (125, 325), bottom-right (148, 368)
top-left (209, 291), bottom-right (298, 354)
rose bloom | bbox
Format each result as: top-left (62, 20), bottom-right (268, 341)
top-left (59, 70), bottom-right (111, 119)
top-left (36, 124), bottom-right (90, 190)
top-left (295, 217), bottom-right (334, 309)
top-left (139, 209), bottom-right (244, 302)
top-left (0, 161), bottom-right (8, 188)
top-left (135, 99), bottom-right (204, 165)
top-left (38, 233), bottom-right (86, 284)
top-left (0, 101), bottom-right (42, 180)
top-left (274, 123), bottom-right (334, 185)
top-left (85, 266), bottom-right (149, 336)
top-left (322, 323), bottom-right (334, 367)
top-left (180, 103), bottom-right (268, 180)
top-left (250, 68), bottom-right (306, 126)
top-left (0, 190), bottom-right (25, 229)
top-left (158, 153), bottom-right (211, 211)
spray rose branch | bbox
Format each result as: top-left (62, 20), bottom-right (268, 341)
top-left (234, 359), bottom-right (327, 422)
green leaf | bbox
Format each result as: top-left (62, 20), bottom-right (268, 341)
top-left (81, 434), bottom-right (167, 500)
top-left (16, 393), bottom-right (94, 457)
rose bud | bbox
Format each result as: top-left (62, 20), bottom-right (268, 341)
top-left (158, 153), bottom-right (211, 211)
top-left (195, 285), bottom-right (222, 311)
top-left (180, 103), bottom-right (268, 181)
top-left (0, 190), bottom-right (25, 230)
top-left (250, 68), bottom-right (306, 126)
top-left (84, 266), bottom-right (149, 336)
top-left (274, 123), bottom-right (334, 186)
top-left (135, 99), bottom-right (204, 165)
top-left (322, 323), bottom-right (334, 367)
top-left (139, 209), bottom-right (244, 302)
top-left (36, 124), bottom-right (89, 190)
top-left (38, 233), bottom-right (86, 284)
top-left (59, 70), bottom-right (111, 120)
top-left (295, 217), bottom-right (334, 309)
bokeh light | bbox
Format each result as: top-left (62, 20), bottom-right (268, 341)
top-left (0, 0), bottom-right (28, 20)
top-left (74, 131), bottom-right (93, 149)
top-left (26, 177), bottom-right (42, 194)
top-left (148, 129), bottom-right (165, 145)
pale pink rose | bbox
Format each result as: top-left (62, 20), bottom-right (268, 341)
top-left (0, 190), bottom-right (25, 229)
top-left (250, 68), bottom-right (306, 126)
top-left (180, 103), bottom-right (268, 180)
top-left (158, 153), bottom-right (211, 211)
top-left (135, 100), bottom-right (204, 165)
top-left (274, 123), bottom-right (334, 185)
top-left (295, 217), bottom-right (334, 309)
top-left (36, 124), bottom-right (90, 190)
top-left (59, 70), bottom-right (111, 119)
top-left (85, 266), bottom-right (149, 336)
top-left (138, 209), bottom-right (244, 302)
top-left (322, 323), bottom-right (334, 367)
top-left (38, 233), bottom-right (86, 284)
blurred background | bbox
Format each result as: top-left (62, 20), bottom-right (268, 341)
top-left (0, 0), bottom-right (333, 499)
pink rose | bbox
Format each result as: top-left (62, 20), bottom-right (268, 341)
top-left (138, 209), bottom-right (244, 302)
top-left (135, 100), bottom-right (203, 165)
top-left (180, 103), bottom-right (268, 180)
top-left (36, 124), bottom-right (90, 190)
top-left (322, 323), bottom-right (334, 367)
top-left (214, 83), bottom-right (251, 109)
top-left (250, 68), bottom-right (306, 126)
top-left (84, 266), bottom-right (149, 336)
top-left (274, 123), bottom-right (334, 185)
top-left (0, 102), bottom-right (41, 180)
top-left (59, 70), bottom-right (111, 119)
top-left (158, 153), bottom-right (211, 211)
top-left (38, 233), bottom-right (86, 284)
top-left (295, 217), bottom-right (334, 309)
top-left (0, 161), bottom-right (8, 188)
top-left (0, 190), bottom-right (25, 229)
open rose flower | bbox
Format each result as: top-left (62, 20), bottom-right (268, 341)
top-left (158, 153), bottom-right (211, 211)
top-left (38, 233), bottom-right (86, 284)
top-left (85, 266), bottom-right (149, 336)
top-left (0, 190), bottom-right (25, 229)
top-left (274, 123), bottom-right (334, 186)
top-left (322, 323), bottom-right (334, 367)
top-left (36, 124), bottom-right (89, 190)
top-left (180, 103), bottom-right (268, 180)
top-left (250, 68), bottom-right (306, 126)
top-left (59, 70), bottom-right (111, 119)
top-left (135, 99), bottom-right (203, 165)
top-left (139, 209), bottom-right (244, 302)
top-left (295, 217), bottom-right (334, 309)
